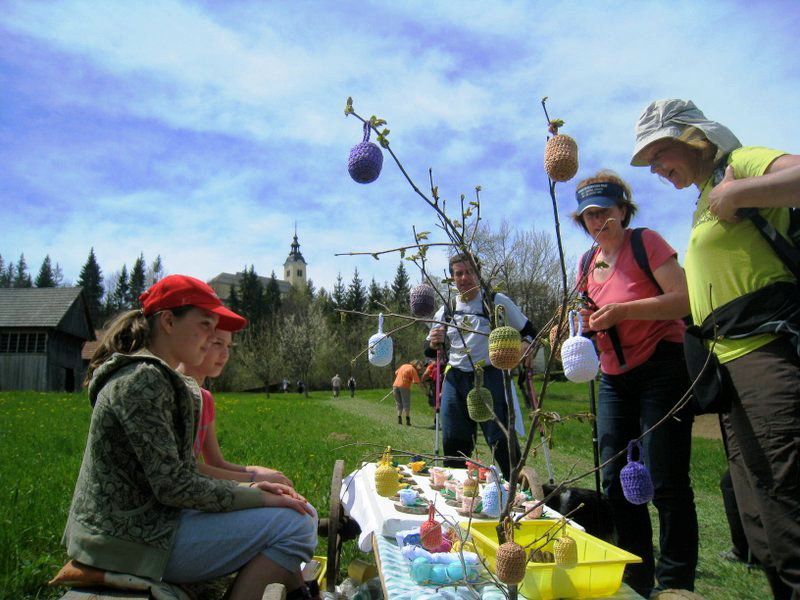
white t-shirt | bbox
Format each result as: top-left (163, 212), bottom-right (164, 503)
top-left (427, 291), bottom-right (528, 371)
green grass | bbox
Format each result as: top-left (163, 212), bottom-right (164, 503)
top-left (0, 386), bottom-right (770, 599)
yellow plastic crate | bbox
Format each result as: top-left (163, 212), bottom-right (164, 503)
top-left (467, 520), bottom-right (641, 599)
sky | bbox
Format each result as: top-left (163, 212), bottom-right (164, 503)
top-left (2, 0), bottom-right (799, 293)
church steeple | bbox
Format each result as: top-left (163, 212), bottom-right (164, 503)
top-left (283, 224), bottom-right (307, 287)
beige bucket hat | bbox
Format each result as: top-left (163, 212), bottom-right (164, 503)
top-left (630, 99), bottom-right (741, 166)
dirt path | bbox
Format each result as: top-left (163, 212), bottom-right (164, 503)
top-left (693, 413), bottom-right (723, 440)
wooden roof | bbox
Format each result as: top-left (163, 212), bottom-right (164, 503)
top-left (0, 287), bottom-right (96, 340)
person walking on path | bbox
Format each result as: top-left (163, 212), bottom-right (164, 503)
top-left (631, 98), bottom-right (800, 599)
top-left (331, 374), bottom-right (342, 398)
top-left (347, 376), bottom-right (356, 398)
top-left (427, 253), bottom-right (536, 480)
top-left (392, 360), bottom-right (424, 426)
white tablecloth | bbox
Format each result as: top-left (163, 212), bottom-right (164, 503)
top-left (341, 463), bottom-right (574, 552)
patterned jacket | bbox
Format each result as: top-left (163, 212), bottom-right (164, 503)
top-left (63, 350), bottom-right (263, 580)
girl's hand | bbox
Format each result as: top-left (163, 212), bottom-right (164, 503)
top-left (588, 303), bottom-right (628, 330)
top-left (251, 481), bottom-right (306, 502)
top-left (259, 490), bottom-right (315, 516)
top-left (248, 466), bottom-right (293, 487)
top-left (578, 308), bottom-right (595, 332)
top-left (708, 165), bottom-right (742, 222)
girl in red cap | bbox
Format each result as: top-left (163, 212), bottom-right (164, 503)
top-left (63, 275), bottom-right (318, 599)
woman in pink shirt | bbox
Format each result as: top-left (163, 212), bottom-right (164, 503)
top-left (574, 170), bottom-right (697, 597)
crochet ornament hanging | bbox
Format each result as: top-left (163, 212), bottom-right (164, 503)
top-left (368, 313), bottom-right (393, 367)
top-left (420, 504), bottom-right (443, 550)
top-left (620, 440), bottom-right (654, 505)
top-left (348, 121), bottom-right (383, 184)
top-left (543, 120), bottom-right (578, 183)
top-left (374, 448), bottom-right (400, 498)
top-left (554, 533), bottom-right (578, 569)
top-left (467, 367), bottom-right (493, 423)
top-left (495, 520), bottom-right (526, 585)
top-left (481, 466), bottom-right (508, 518)
top-left (560, 310), bottom-right (599, 383)
top-left (488, 304), bottom-right (521, 370)
top-left (409, 283), bottom-right (436, 318)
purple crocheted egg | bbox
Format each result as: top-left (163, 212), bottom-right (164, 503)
top-left (348, 121), bottom-right (383, 184)
top-left (620, 440), bottom-right (654, 505)
top-left (409, 283), bottom-right (436, 317)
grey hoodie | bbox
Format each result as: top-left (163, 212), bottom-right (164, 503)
top-left (63, 350), bottom-right (263, 580)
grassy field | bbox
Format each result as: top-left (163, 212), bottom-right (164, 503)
top-left (0, 385), bottom-right (769, 599)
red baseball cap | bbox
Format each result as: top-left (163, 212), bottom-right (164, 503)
top-left (138, 274), bottom-right (247, 332)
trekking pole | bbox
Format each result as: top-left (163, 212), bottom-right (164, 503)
top-left (525, 368), bottom-right (555, 485)
top-left (589, 378), bottom-right (603, 524)
top-left (434, 348), bottom-right (443, 458)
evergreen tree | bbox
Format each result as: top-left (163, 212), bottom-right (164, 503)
top-left (129, 254), bottom-right (147, 304)
top-left (34, 255), bottom-right (57, 287)
top-left (391, 261), bottom-right (411, 312)
top-left (53, 262), bottom-right (64, 287)
top-left (345, 268), bottom-right (367, 313)
top-left (147, 255), bottom-right (164, 286)
top-left (0, 255), bottom-right (9, 288)
top-left (228, 285), bottom-right (241, 314)
top-left (367, 277), bottom-right (384, 312)
top-left (112, 265), bottom-right (130, 311)
top-left (264, 271), bottom-right (282, 320)
top-left (78, 248), bottom-right (104, 325)
top-left (332, 273), bottom-right (346, 308)
top-left (13, 254), bottom-right (33, 288)
top-left (237, 266), bottom-right (264, 326)
top-left (3, 261), bottom-right (15, 288)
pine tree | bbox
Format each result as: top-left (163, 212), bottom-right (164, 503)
top-left (2, 260), bottom-right (15, 288)
top-left (345, 268), bottom-right (367, 313)
top-left (35, 255), bottom-right (57, 287)
top-left (0, 255), bottom-right (8, 287)
top-left (129, 254), bottom-right (147, 304)
top-left (238, 266), bottom-right (264, 326)
top-left (367, 277), bottom-right (384, 312)
top-left (264, 271), bottom-right (282, 321)
top-left (13, 254), bottom-right (33, 288)
top-left (147, 255), bottom-right (164, 286)
top-left (78, 248), bottom-right (104, 325)
top-left (391, 261), bottom-right (411, 312)
top-left (112, 265), bottom-right (130, 311)
top-left (228, 285), bottom-right (241, 314)
top-left (53, 262), bottom-right (64, 286)
top-left (332, 273), bottom-right (346, 308)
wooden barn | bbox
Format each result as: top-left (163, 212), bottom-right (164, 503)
top-left (0, 287), bottom-right (95, 392)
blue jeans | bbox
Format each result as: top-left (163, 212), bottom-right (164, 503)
top-left (598, 341), bottom-right (698, 596)
top-left (440, 366), bottom-right (520, 479)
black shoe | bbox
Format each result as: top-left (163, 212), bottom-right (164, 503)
top-left (406, 416), bottom-right (411, 426)
top-left (397, 415), bottom-right (402, 425)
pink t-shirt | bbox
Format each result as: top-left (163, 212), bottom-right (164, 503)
top-left (580, 228), bottom-right (685, 375)
top-left (193, 388), bottom-right (216, 458)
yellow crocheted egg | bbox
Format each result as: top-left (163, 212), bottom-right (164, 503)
top-left (375, 462), bottom-right (400, 497)
top-left (554, 535), bottom-right (578, 569)
top-left (544, 134), bottom-right (578, 182)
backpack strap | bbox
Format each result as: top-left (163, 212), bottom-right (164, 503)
top-left (630, 228), bottom-right (663, 294)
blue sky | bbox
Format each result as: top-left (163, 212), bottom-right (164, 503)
top-left (2, 0), bottom-right (799, 292)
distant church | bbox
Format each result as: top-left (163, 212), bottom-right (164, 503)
top-left (207, 231), bottom-right (308, 302)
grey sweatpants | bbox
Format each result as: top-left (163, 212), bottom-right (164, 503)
top-left (393, 387), bottom-right (411, 413)
top-left (163, 505), bottom-right (318, 583)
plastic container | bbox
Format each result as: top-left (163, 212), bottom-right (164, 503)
top-left (467, 520), bottom-right (641, 599)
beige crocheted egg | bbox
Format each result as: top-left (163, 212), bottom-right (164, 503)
top-left (544, 134), bottom-right (578, 182)
top-left (495, 541), bottom-right (527, 584)
top-left (554, 535), bottom-right (578, 569)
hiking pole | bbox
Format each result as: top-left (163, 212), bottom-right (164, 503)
top-left (434, 348), bottom-right (443, 458)
top-left (525, 368), bottom-right (555, 485)
top-left (589, 378), bottom-right (603, 525)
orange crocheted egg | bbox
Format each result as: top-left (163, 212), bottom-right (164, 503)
top-left (495, 541), bottom-right (527, 584)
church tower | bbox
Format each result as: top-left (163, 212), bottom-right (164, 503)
top-left (283, 227), bottom-right (307, 288)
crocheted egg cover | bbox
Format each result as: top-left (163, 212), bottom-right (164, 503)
top-left (561, 336), bottom-right (598, 383)
top-left (462, 476), bottom-right (479, 496)
top-left (496, 542), bottom-right (527, 584)
top-left (554, 536), bottom-right (578, 569)
top-left (544, 134), bottom-right (578, 182)
top-left (409, 283), bottom-right (436, 318)
top-left (489, 326), bottom-right (521, 370)
top-left (481, 481), bottom-right (508, 518)
top-left (348, 122), bottom-right (383, 184)
top-left (467, 387), bottom-right (493, 422)
top-left (375, 463), bottom-right (400, 497)
top-left (368, 333), bottom-right (393, 367)
top-left (420, 505), bottom-right (443, 550)
top-left (621, 440), bottom-right (654, 505)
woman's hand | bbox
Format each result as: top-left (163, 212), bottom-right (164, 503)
top-left (708, 165), bottom-right (742, 222)
top-left (258, 488), bottom-right (315, 516)
top-left (588, 303), bottom-right (628, 330)
top-left (248, 466), bottom-right (293, 487)
top-left (251, 480), bottom-right (306, 501)
top-left (578, 308), bottom-right (595, 332)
